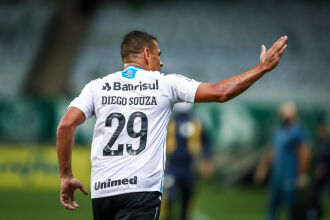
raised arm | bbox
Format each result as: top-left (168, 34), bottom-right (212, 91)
top-left (195, 36), bottom-right (288, 103)
top-left (57, 107), bottom-right (88, 210)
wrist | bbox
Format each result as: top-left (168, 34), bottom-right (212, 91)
top-left (59, 166), bottom-right (73, 179)
top-left (60, 174), bottom-right (73, 180)
top-left (256, 63), bottom-right (268, 74)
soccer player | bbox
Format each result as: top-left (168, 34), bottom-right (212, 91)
top-left (57, 30), bottom-right (288, 220)
top-left (165, 103), bottom-right (213, 220)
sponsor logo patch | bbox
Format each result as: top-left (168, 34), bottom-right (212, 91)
top-left (101, 80), bottom-right (159, 91)
top-left (122, 67), bottom-right (137, 79)
top-left (94, 176), bottom-right (138, 191)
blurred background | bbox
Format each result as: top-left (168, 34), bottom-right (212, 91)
top-left (0, 0), bottom-right (329, 219)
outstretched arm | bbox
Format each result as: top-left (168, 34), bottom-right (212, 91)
top-left (195, 36), bottom-right (288, 103)
top-left (57, 107), bottom-right (88, 210)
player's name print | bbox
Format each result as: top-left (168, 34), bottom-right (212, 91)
top-left (102, 80), bottom-right (159, 91)
top-left (94, 176), bottom-right (138, 191)
top-left (101, 96), bottom-right (157, 106)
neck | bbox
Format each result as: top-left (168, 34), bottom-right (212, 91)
top-left (281, 118), bottom-right (295, 127)
top-left (124, 62), bottom-right (149, 71)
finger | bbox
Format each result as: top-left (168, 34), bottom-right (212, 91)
top-left (272, 37), bottom-right (285, 52)
top-left (79, 184), bottom-right (88, 195)
top-left (262, 45), bottom-right (266, 54)
top-left (70, 193), bottom-right (79, 208)
top-left (269, 36), bottom-right (283, 52)
top-left (69, 191), bottom-right (79, 208)
top-left (260, 45), bottom-right (266, 63)
top-left (60, 196), bottom-right (75, 210)
top-left (269, 36), bottom-right (285, 53)
top-left (71, 200), bottom-right (79, 208)
top-left (283, 35), bottom-right (288, 42)
top-left (278, 44), bottom-right (287, 56)
top-left (273, 36), bottom-right (288, 52)
top-left (278, 36), bottom-right (288, 52)
top-left (60, 197), bottom-right (67, 208)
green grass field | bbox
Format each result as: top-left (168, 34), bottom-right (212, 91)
top-left (1, 182), bottom-right (329, 220)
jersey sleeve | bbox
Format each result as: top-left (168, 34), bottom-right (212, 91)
top-left (68, 81), bottom-right (95, 120)
top-left (165, 74), bottom-right (201, 104)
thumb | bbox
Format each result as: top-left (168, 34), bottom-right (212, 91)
top-left (79, 184), bottom-right (88, 195)
top-left (260, 45), bottom-right (266, 63)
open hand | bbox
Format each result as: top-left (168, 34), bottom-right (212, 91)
top-left (260, 36), bottom-right (288, 72)
top-left (60, 177), bottom-right (88, 210)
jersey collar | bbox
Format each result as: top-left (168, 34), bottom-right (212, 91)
top-left (122, 66), bottom-right (143, 79)
top-left (125, 66), bottom-right (143, 71)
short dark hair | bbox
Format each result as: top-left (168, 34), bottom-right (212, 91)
top-left (121, 30), bottom-right (158, 61)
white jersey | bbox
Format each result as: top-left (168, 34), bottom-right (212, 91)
top-left (69, 66), bottom-right (200, 199)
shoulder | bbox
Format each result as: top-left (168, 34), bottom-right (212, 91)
top-left (86, 72), bottom-right (121, 88)
top-left (140, 71), bottom-right (193, 82)
top-left (143, 71), bottom-right (172, 87)
top-left (145, 70), bottom-right (166, 78)
top-left (293, 123), bottom-right (308, 140)
top-left (100, 71), bottom-right (122, 81)
top-left (161, 73), bottom-right (199, 88)
top-left (164, 73), bottom-right (195, 82)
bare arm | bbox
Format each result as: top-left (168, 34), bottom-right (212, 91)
top-left (57, 107), bottom-right (88, 210)
top-left (254, 147), bottom-right (273, 183)
top-left (297, 143), bottom-right (311, 174)
top-left (195, 36), bottom-right (288, 103)
top-left (296, 143), bottom-right (311, 188)
top-left (57, 107), bottom-right (85, 178)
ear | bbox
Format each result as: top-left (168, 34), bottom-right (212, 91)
top-left (143, 48), bottom-right (151, 64)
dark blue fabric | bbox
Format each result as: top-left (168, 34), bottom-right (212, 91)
top-left (271, 123), bottom-right (306, 182)
top-left (318, 138), bottom-right (330, 168)
top-left (267, 122), bottom-right (307, 220)
top-left (167, 113), bottom-right (210, 179)
top-left (166, 112), bottom-right (210, 220)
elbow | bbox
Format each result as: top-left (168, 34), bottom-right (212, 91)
top-left (216, 93), bottom-right (231, 103)
top-left (217, 95), bottom-right (229, 103)
top-left (57, 120), bottom-right (75, 136)
top-left (213, 85), bottom-right (232, 103)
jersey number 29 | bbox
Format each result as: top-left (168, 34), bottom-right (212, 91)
top-left (103, 112), bottom-right (148, 156)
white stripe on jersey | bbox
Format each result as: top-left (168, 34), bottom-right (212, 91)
top-left (69, 66), bottom-right (200, 198)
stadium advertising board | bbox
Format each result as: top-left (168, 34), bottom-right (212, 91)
top-left (0, 146), bottom-right (90, 190)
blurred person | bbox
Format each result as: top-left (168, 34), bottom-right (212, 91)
top-left (254, 101), bottom-right (311, 220)
top-left (57, 30), bottom-right (288, 220)
top-left (164, 103), bottom-right (213, 220)
top-left (311, 123), bottom-right (330, 219)
top-left (314, 123), bottom-right (330, 197)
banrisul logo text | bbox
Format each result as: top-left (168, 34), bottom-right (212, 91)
top-left (95, 176), bottom-right (137, 191)
top-left (102, 80), bottom-right (159, 92)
